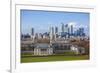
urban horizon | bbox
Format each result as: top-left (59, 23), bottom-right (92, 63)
top-left (21, 10), bottom-right (90, 63)
top-left (21, 23), bottom-right (88, 38)
top-left (21, 10), bottom-right (90, 36)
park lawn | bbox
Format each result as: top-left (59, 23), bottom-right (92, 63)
top-left (21, 55), bottom-right (89, 63)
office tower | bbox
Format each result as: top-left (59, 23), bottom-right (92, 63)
top-left (64, 24), bottom-right (68, 33)
top-left (71, 25), bottom-right (73, 34)
top-left (50, 27), bottom-right (54, 39)
top-left (49, 26), bottom-right (54, 45)
top-left (38, 33), bottom-right (43, 39)
top-left (31, 28), bottom-right (35, 42)
top-left (55, 27), bottom-right (58, 34)
top-left (68, 27), bottom-right (70, 38)
top-left (55, 27), bottom-right (58, 40)
top-left (51, 27), bottom-right (54, 36)
top-left (79, 28), bottom-right (82, 36)
top-left (76, 29), bottom-right (79, 36)
top-left (79, 28), bottom-right (85, 37)
top-left (35, 33), bottom-right (38, 39)
top-left (31, 28), bottom-right (34, 36)
top-left (61, 23), bottom-right (64, 32)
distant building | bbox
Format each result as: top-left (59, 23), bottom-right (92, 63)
top-left (64, 24), bottom-right (69, 33)
top-left (34, 43), bottom-right (53, 55)
top-left (55, 27), bottom-right (58, 40)
top-left (31, 28), bottom-right (35, 41)
top-left (52, 27), bottom-right (54, 35)
top-left (21, 40), bottom-right (86, 55)
top-left (74, 27), bottom-right (85, 37)
top-left (55, 27), bottom-right (58, 34)
top-left (71, 45), bottom-right (85, 54)
top-left (42, 32), bottom-right (49, 39)
top-left (70, 45), bottom-right (79, 54)
top-left (71, 25), bottom-right (73, 34)
top-left (31, 28), bottom-right (34, 36)
top-left (61, 23), bottom-right (64, 32)
top-left (35, 33), bottom-right (38, 39)
top-left (50, 26), bottom-right (55, 43)
top-left (79, 28), bottom-right (85, 37)
top-left (21, 33), bottom-right (31, 40)
top-left (52, 43), bottom-right (71, 54)
top-left (61, 23), bottom-right (74, 38)
top-left (38, 33), bottom-right (43, 39)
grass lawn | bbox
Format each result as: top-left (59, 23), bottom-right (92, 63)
top-left (21, 55), bottom-right (89, 63)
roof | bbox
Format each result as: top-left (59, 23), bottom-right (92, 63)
top-left (35, 43), bottom-right (51, 49)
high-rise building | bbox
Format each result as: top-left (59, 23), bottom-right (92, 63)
top-left (78, 28), bottom-right (85, 37)
top-left (31, 28), bottom-right (34, 36)
top-left (50, 27), bottom-right (54, 38)
top-left (64, 24), bottom-right (69, 33)
top-left (51, 27), bottom-right (54, 35)
top-left (71, 25), bottom-right (73, 34)
top-left (55, 27), bottom-right (58, 34)
top-left (68, 27), bottom-right (70, 38)
top-left (35, 33), bottom-right (38, 39)
top-left (31, 28), bottom-right (35, 42)
top-left (49, 26), bottom-right (54, 44)
top-left (61, 23), bottom-right (64, 32)
top-left (55, 27), bottom-right (58, 40)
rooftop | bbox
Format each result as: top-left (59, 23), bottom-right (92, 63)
top-left (35, 43), bottom-right (51, 49)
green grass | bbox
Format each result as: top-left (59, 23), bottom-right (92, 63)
top-left (21, 55), bottom-right (89, 63)
top-left (21, 52), bottom-right (75, 57)
top-left (21, 53), bottom-right (33, 57)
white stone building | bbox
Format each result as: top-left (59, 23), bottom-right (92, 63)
top-left (34, 44), bottom-right (53, 56)
top-left (71, 45), bottom-right (85, 54)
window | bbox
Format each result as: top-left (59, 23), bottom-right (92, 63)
top-left (41, 49), bottom-right (47, 51)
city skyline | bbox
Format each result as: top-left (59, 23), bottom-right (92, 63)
top-left (21, 10), bottom-right (90, 36)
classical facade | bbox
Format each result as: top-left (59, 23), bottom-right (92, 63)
top-left (34, 44), bottom-right (53, 55)
top-left (71, 45), bottom-right (85, 54)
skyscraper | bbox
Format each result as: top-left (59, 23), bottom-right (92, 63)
top-left (31, 28), bottom-right (34, 36)
top-left (61, 23), bottom-right (64, 32)
top-left (78, 28), bottom-right (85, 37)
top-left (55, 27), bottom-right (58, 34)
top-left (55, 27), bottom-right (58, 40)
top-left (51, 27), bottom-right (54, 35)
top-left (49, 26), bottom-right (54, 44)
top-left (71, 25), bottom-right (73, 34)
top-left (31, 28), bottom-right (35, 41)
top-left (64, 24), bottom-right (68, 33)
top-left (50, 27), bottom-right (54, 38)
top-left (68, 27), bottom-right (70, 38)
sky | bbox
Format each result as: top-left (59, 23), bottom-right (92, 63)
top-left (21, 10), bottom-right (90, 36)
